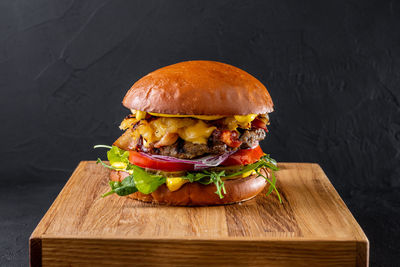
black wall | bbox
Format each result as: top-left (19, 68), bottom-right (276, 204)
top-left (1, 1), bottom-right (399, 266)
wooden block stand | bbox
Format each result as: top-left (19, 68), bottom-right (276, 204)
top-left (30, 162), bottom-right (369, 266)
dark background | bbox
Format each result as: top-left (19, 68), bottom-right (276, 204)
top-left (0, 0), bottom-right (399, 266)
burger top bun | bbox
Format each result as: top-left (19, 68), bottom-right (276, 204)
top-left (123, 60), bottom-right (273, 115)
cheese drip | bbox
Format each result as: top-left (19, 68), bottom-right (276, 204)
top-left (130, 109), bottom-right (259, 125)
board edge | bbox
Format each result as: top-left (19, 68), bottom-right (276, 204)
top-left (40, 237), bottom-right (361, 266)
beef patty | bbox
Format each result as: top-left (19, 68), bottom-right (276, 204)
top-left (140, 128), bottom-right (266, 159)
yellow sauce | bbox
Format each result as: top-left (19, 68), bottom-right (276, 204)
top-left (135, 110), bottom-right (147, 120)
top-left (149, 113), bottom-right (224, 121)
top-left (111, 162), bottom-right (128, 169)
top-left (239, 169), bottom-right (257, 178)
top-left (166, 177), bottom-right (188, 191)
top-left (131, 109), bottom-right (258, 122)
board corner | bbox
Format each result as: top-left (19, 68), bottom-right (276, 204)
top-left (29, 236), bottom-right (42, 267)
top-left (356, 239), bottom-right (369, 267)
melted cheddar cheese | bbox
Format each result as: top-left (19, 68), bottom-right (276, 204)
top-left (122, 110), bottom-right (265, 147)
top-left (178, 120), bottom-right (216, 144)
top-left (131, 117), bottom-right (216, 146)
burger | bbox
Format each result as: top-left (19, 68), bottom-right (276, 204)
top-left (95, 60), bottom-right (280, 206)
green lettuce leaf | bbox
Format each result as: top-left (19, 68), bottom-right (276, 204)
top-left (107, 146), bottom-right (129, 165)
top-left (94, 145), bottom-right (130, 170)
top-left (129, 165), bottom-right (166, 194)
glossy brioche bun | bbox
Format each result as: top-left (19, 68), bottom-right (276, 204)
top-left (123, 60), bottom-right (273, 115)
top-left (109, 169), bottom-right (269, 206)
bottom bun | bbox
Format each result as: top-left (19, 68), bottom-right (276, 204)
top-left (109, 169), bottom-right (269, 206)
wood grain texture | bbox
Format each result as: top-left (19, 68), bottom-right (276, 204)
top-left (30, 162), bottom-right (369, 266)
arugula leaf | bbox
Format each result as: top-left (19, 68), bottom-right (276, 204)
top-left (101, 175), bottom-right (138, 197)
top-left (223, 155), bottom-right (278, 177)
top-left (184, 172), bottom-right (209, 183)
top-left (96, 158), bottom-right (119, 170)
top-left (209, 171), bottom-right (226, 199)
top-left (110, 181), bottom-right (122, 190)
top-left (256, 169), bottom-right (282, 203)
top-left (266, 169), bottom-right (276, 195)
top-left (115, 175), bottom-right (138, 196)
top-left (182, 170), bottom-right (226, 199)
top-left (223, 161), bottom-right (260, 178)
top-left (102, 181), bottom-right (122, 197)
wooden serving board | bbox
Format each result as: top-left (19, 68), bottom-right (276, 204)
top-left (30, 162), bottom-right (369, 266)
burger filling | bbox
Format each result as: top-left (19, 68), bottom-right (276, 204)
top-left (95, 111), bottom-right (280, 201)
top-left (114, 111), bottom-right (269, 159)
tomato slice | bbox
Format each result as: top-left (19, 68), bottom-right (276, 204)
top-left (220, 146), bottom-right (264, 166)
top-left (129, 151), bottom-right (195, 172)
top-left (128, 146), bottom-right (264, 172)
